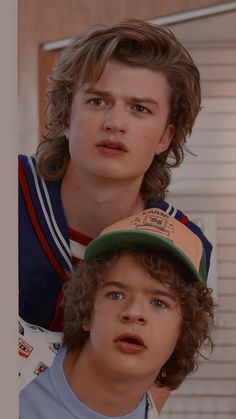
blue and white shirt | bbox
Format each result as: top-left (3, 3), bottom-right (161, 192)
top-left (20, 345), bottom-right (159, 419)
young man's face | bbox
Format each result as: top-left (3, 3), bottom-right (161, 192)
top-left (64, 61), bottom-right (174, 184)
top-left (84, 252), bottom-right (182, 385)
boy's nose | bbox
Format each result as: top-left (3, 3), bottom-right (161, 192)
top-left (119, 304), bottom-right (147, 325)
top-left (103, 107), bottom-right (127, 134)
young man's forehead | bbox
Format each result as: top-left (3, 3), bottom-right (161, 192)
top-left (80, 59), bottom-right (168, 85)
top-left (78, 61), bottom-right (171, 104)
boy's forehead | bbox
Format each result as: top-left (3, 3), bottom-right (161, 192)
top-left (102, 251), bottom-right (175, 289)
top-left (101, 268), bottom-right (179, 306)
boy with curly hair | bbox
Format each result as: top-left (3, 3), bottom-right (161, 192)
top-left (20, 208), bottom-right (214, 418)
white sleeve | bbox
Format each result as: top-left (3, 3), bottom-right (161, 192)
top-left (18, 317), bottom-right (63, 390)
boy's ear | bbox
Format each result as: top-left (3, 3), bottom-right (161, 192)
top-left (82, 323), bottom-right (91, 332)
top-left (156, 124), bottom-right (175, 155)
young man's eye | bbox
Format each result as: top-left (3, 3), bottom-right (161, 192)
top-left (88, 98), bottom-right (106, 106)
top-left (134, 104), bottom-right (150, 113)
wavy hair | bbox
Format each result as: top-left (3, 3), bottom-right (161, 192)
top-left (36, 18), bottom-right (201, 199)
top-left (63, 248), bottom-right (213, 390)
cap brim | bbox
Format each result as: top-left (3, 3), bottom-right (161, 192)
top-left (84, 230), bottom-right (202, 282)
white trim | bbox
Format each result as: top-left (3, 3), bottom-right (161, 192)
top-left (69, 239), bottom-right (86, 260)
top-left (27, 156), bottom-right (73, 271)
top-left (149, 1), bottom-right (236, 25)
top-left (43, 37), bottom-right (72, 51)
top-left (41, 177), bottom-right (72, 260)
top-left (43, 2), bottom-right (236, 51)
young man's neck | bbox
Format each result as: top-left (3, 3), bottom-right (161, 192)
top-left (64, 348), bottom-right (153, 416)
top-left (61, 162), bottom-right (145, 238)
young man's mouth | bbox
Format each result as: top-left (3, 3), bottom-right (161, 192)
top-left (114, 333), bottom-right (147, 354)
top-left (96, 139), bottom-right (128, 155)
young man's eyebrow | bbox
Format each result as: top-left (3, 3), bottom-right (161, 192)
top-left (129, 96), bottom-right (159, 107)
top-left (83, 87), bottom-right (112, 97)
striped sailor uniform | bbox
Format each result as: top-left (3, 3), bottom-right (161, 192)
top-left (19, 154), bottom-right (212, 331)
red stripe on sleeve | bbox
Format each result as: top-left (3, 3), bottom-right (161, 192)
top-left (49, 289), bottom-right (64, 331)
top-left (180, 214), bottom-right (189, 225)
top-left (19, 159), bottom-right (69, 282)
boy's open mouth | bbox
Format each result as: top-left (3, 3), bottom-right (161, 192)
top-left (114, 333), bottom-right (147, 353)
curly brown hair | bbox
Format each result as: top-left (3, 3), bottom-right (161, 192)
top-left (36, 18), bottom-right (201, 200)
top-left (63, 248), bottom-right (213, 390)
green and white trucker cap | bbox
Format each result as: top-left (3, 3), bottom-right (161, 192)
top-left (85, 208), bottom-right (207, 283)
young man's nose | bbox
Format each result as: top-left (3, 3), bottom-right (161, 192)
top-left (103, 106), bottom-right (127, 134)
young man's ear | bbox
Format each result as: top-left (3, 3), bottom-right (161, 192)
top-left (156, 124), bottom-right (175, 155)
top-left (63, 120), bottom-right (70, 140)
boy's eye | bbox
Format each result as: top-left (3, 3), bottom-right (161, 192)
top-left (107, 291), bottom-right (124, 301)
top-left (151, 299), bottom-right (167, 309)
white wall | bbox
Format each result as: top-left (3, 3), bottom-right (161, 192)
top-left (0, 1), bottom-right (18, 418)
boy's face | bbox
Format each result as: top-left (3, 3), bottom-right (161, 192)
top-left (64, 61), bottom-right (174, 184)
top-left (83, 252), bottom-right (182, 385)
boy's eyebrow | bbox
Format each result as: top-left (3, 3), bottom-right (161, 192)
top-left (102, 280), bottom-right (177, 302)
top-left (102, 280), bottom-right (127, 290)
top-left (83, 87), bottom-right (159, 107)
top-left (149, 289), bottom-right (177, 302)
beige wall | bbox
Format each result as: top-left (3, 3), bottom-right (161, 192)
top-left (18, 0), bottom-right (233, 153)
top-left (163, 13), bottom-right (236, 417)
top-left (0, 1), bottom-right (18, 418)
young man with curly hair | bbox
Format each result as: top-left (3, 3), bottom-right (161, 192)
top-left (19, 18), bottom-right (212, 334)
top-left (20, 208), bottom-right (214, 418)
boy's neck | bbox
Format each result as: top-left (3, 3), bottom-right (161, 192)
top-left (64, 348), bottom-right (151, 416)
top-left (61, 161), bottom-right (145, 238)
